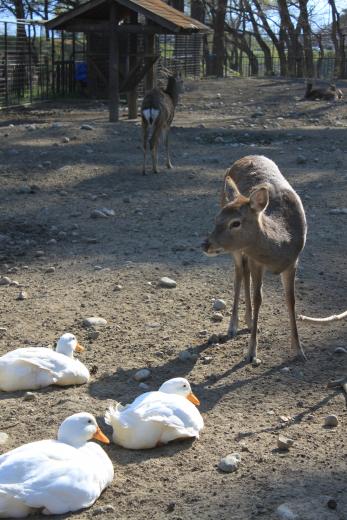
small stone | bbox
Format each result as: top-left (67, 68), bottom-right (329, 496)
top-left (218, 453), bottom-right (241, 473)
top-left (10, 280), bottom-right (20, 287)
top-left (329, 208), bottom-right (347, 215)
top-left (80, 124), bottom-right (94, 131)
top-left (139, 382), bottom-right (150, 390)
top-left (90, 209), bottom-right (108, 219)
top-left (94, 265), bottom-right (103, 271)
top-left (92, 504), bottom-right (115, 516)
top-left (134, 368), bottom-right (151, 382)
top-left (327, 499), bottom-right (337, 510)
top-left (17, 290), bottom-right (28, 300)
top-left (35, 250), bottom-right (45, 257)
top-left (99, 208), bottom-right (115, 217)
top-left (281, 367), bottom-right (291, 373)
top-left (114, 284), bottom-right (122, 291)
top-left (296, 155), bottom-right (307, 165)
top-left (0, 432), bottom-right (9, 445)
top-left (212, 312), bottom-right (224, 322)
top-left (334, 346), bottom-right (346, 354)
top-left (324, 414), bottom-right (338, 427)
top-left (213, 299), bottom-right (227, 311)
top-left (0, 277), bottom-right (11, 285)
top-left (62, 136), bottom-right (70, 143)
top-left (276, 504), bottom-right (298, 520)
top-left (214, 136), bottom-right (224, 143)
top-left (83, 317), bottom-right (107, 328)
top-left (45, 267), bottom-right (55, 273)
top-left (277, 434), bottom-right (294, 450)
top-left (167, 502), bottom-right (175, 512)
top-left (23, 391), bottom-right (36, 401)
top-left (159, 277), bottom-right (177, 288)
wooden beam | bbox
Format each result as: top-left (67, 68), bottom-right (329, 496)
top-left (64, 21), bottom-right (172, 34)
top-left (109, 2), bottom-right (119, 122)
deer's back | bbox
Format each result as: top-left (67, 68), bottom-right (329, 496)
top-left (227, 155), bottom-right (307, 256)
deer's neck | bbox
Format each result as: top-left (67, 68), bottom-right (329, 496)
top-left (165, 87), bottom-right (179, 107)
top-left (244, 214), bottom-right (293, 272)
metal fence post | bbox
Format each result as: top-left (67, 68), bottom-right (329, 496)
top-left (4, 22), bottom-right (8, 107)
top-left (28, 24), bottom-right (33, 102)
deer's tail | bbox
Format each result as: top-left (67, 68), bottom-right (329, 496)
top-left (142, 108), bottom-right (160, 126)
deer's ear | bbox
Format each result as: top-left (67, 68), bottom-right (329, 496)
top-left (250, 187), bottom-right (269, 212)
top-left (224, 175), bottom-right (239, 203)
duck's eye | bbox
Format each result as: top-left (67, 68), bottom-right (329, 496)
top-left (229, 220), bottom-right (241, 229)
top-left (183, 384), bottom-right (187, 388)
top-left (87, 419), bottom-right (92, 424)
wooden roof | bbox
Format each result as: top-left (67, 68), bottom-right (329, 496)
top-left (46, 0), bottom-right (211, 33)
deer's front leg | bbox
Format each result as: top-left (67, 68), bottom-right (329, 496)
top-left (281, 265), bottom-right (307, 361)
top-left (227, 253), bottom-right (243, 338)
top-left (243, 255), bottom-right (252, 329)
top-left (247, 261), bottom-right (264, 365)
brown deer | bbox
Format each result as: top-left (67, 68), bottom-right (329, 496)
top-left (305, 82), bottom-right (343, 101)
top-left (202, 155), bottom-right (307, 365)
top-left (141, 72), bottom-right (184, 175)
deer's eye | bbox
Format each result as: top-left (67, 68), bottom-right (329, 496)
top-left (229, 220), bottom-right (241, 229)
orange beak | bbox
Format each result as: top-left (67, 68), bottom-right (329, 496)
top-left (75, 343), bottom-right (84, 353)
top-left (187, 392), bottom-right (200, 406)
top-left (92, 426), bottom-right (110, 444)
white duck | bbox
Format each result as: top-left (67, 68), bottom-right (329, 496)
top-left (105, 377), bottom-right (204, 449)
top-left (0, 333), bottom-right (90, 392)
top-left (0, 412), bottom-right (114, 518)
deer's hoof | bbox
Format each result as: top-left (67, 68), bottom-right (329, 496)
top-left (246, 355), bottom-right (261, 366)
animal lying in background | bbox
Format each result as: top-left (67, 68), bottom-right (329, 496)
top-left (203, 155), bottom-right (307, 365)
top-left (305, 82), bottom-right (343, 101)
top-left (141, 71), bottom-right (184, 175)
top-left (0, 333), bottom-right (90, 391)
top-left (0, 413), bottom-right (113, 518)
top-left (298, 310), bottom-right (347, 324)
top-left (105, 377), bottom-right (203, 449)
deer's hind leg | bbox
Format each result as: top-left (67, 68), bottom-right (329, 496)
top-left (142, 121), bottom-right (148, 175)
top-left (164, 128), bottom-right (173, 169)
top-left (149, 124), bottom-right (161, 174)
top-left (281, 264), bottom-right (307, 361)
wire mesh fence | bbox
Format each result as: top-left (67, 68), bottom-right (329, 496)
top-left (0, 19), bottom-right (344, 109)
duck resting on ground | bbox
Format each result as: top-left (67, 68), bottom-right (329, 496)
top-left (105, 377), bottom-right (204, 449)
top-left (0, 412), bottom-right (114, 518)
top-left (0, 333), bottom-right (90, 391)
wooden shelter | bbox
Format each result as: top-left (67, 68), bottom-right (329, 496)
top-left (46, 0), bottom-right (210, 121)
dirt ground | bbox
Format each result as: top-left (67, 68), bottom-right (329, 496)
top-left (0, 77), bottom-right (346, 520)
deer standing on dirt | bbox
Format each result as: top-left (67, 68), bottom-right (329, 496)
top-left (305, 82), bottom-right (343, 101)
top-left (141, 72), bottom-right (184, 175)
top-left (203, 155), bottom-right (307, 365)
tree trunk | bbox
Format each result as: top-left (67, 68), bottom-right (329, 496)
top-left (298, 0), bottom-right (314, 77)
top-left (277, 0), bottom-right (302, 76)
top-left (212, 0), bottom-right (228, 77)
top-left (243, 0), bottom-right (273, 75)
top-left (251, 0), bottom-right (287, 76)
top-left (328, 0), bottom-right (346, 78)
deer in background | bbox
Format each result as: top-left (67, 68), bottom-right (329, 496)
top-left (305, 82), bottom-right (343, 101)
top-left (203, 155), bottom-right (307, 366)
top-left (141, 71), bottom-right (184, 175)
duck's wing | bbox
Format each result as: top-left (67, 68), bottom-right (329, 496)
top-left (130, 394), bottom-right (204, 434)
top-left (0, 441), bottom-right (106, 514)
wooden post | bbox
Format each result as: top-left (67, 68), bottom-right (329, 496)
top-left (109, 1), bottom-right (119, 122)
top-left (145, 34), bottom-right (155, 91)
top-left (127, 13), bottom-right (138, 119)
